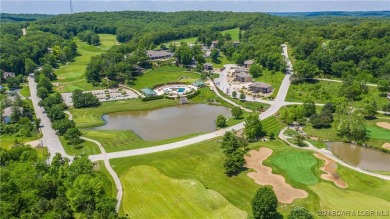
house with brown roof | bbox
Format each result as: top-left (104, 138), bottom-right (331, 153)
top-left (147, 50), bottom-right (174, 60)
top-left (249, 82), bottom-right (273, 93)
top-left (234, 67), bottom-right (248, 74)
top-left (235, 72), bottom-right (252, 83)
top-left (204, 63), bottom-right (213, 71)
top-left (244, 60), bottom-right (254, 69)
top-left (233, 41), bottom-right (240, 47)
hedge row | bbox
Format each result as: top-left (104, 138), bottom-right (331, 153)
top-left (141, 95), bottom-right (164, 101)
top-left (186, 90), bottom-right (200, 99)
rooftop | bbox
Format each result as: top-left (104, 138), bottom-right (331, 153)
top-left (147, 50), bottom-right (174, 58)
top-left (236, 72), bottom-right (252, 78)
top-left (250, 81), bottom-right (272, 88)
top-left (244, 60), bottom-right (254, 65)
top-left (141, 88), bottom-right (157, 95)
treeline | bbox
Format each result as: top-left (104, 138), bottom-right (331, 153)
top-left (0, 22), bottom-right (77, 75)
top-left (0, 13), bottom-right (53, 22)
top-left (0, 147), bottom-right (118, 218)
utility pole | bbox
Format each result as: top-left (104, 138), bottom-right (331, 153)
top-left (70, 0), bottom-right (73, 14)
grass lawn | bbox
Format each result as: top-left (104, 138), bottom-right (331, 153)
top-left (366, 125), bottom-right (390, 140)
top-left (166, 36), bottom-right (198, 45)
top-left (69, 98), bottom-right (177, 128)
top-left (82, 130), bottom-right (203, 153)
top-left (310, 182), bottom-right (390, 219)
top-left (253, 70), bottom-right (285, 98)
top-left (132, 65), bottom-right (200, 90)
top-left (205, 53), bottom-right (232, 68)
top-left (0, 134), bottom-right (41, 150)
top-left (221, 28), bottom-right (240, 41)
top-left (262, 116), bottom-right (285, 136)
top-left (269, 151), bottom-right (319, 185)
top-left (54, 34), bottom-right (116, 93)
top-left (95, 161), bottom-right (116, 199)
top-left (306, 139), bottom-right (327, 149)
top-left (121, 165), bottom-right (247, 218)
top-left (59, 136), bottom-right (100, 156)
top-left (19, 85), bottom-right (30, 98)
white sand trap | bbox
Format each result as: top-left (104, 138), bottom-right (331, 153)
top-left (314, 153), bottom-right (348, 188)
top-left (244, 148), bottom-right (308, 204)
top-left (382, 143), bottom-right (390, 150)
top-left (376, 122), bottom-right (390, 130)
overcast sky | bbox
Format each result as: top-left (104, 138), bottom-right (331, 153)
top-left (1, 1), bottom-right (389, 14)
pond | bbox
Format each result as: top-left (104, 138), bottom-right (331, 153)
top-left (326, 142), bottom-right (390, 171)
top-left (94, 104), bottom-right (232, 141)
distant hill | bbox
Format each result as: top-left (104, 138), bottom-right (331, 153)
top-left (0, 13), bottom-right (53, 22)
top-left (269, 11), bottom-right (390, 17)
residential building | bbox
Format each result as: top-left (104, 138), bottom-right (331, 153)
top-left (235, 72), bottom-right (253, 82)
top-left (233, 41), bottom-right (240, 47)
top-left (147, 50), bottom-right (174, 60)
top-left (193, 80), bottom-right (206, 88)
top-left (234, 67), bottom-right (248, 74)
top-left (204, 63), bottom-right (213, 71)
top-left (249, 82), bottom-right (273, 93)
top-left (244, 60), bottom-right (254, 69)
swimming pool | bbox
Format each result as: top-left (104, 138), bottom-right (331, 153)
top-left (177, 88), bottom-right (185, 93)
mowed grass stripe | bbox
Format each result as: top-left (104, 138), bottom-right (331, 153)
top-left (270, 151), bottom-right (319, 185)
top-left (262, 116), bottom-right (285, 135)
top-left (367, 125), bottom-right (390, 140)
top-left (310, 182), bottom-right (390, 219)
top-left (121, 166), bottom-right (247, 219)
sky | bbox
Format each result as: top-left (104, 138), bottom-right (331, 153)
top-left (1, 1), bottom-right (389, 14)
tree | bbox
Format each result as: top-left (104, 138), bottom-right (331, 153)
top-left (321, 102), bottom-right (336, 114)
top-left (6, 76), bottom-right (21, 89)
top-left (224, 150), bottom-right (245, 176)
top-left (239, 92), bottom-right (246, 101)
top-left (249, 64), bottom-right (262, 78)
top-left (288, 206), bottom-right (314, 219)
top-left (294, 60), bottom-right (318, 79)
top-left (303, 100), bottom-right (316, 117)
top-left (221, 131), bottom-right (246, 155)
top-left (244, 114), bottom-right (263, 141)
top-left (231, 106), bottom-right (243, 119)
top-left (377, 80), bottom-right (390, 95)
top-left (383, 103), bottom-right (390, 115)
top-left (252, 186), bottom-right (278, 219)
top-left (72, 89), bottom-right (100, 108)
top-left (37, 76), bottom-right (53, 92)
top-left (25, 58), bottom-right (38, 73)
top-left (224, 33), bottom-right (232, 41)
top-left (211, 48), bottom-right (219, 62)
top-left (362, 101), bottom-right (377, 118)
top-left (37, 87), bottom-right (49, 99)
top-left (174, 44), bottom-right (193, 65)
top-left (64, 128), bottom-right (82, 146)
top-left (269, 132), bottom-right (275, 139)
top-left (10, 104), bottom-right (22, 123)
top-left (216, 115), bottom-right (227, 127)
top-left (232, 91), bottom-right (237, 98)
top-left (52, 119), bottom-right (76, 135)
top-left (294, 134), bottom-right (306, 146)
top-left (47, 104), bottom-right (66, 121)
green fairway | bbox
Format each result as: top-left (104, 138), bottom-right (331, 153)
top-left (367, 125), bottom-right (390, 140)
top-left (54, 34), bottom-right (117, 92)
top-left (121, 165), bottom-right (247, 218)
top-left (132, 65), bottom-right (200, 90)
top-left (262, 116), bottom-right (285, 135)
top-left (221, 28), bottom-right (240, 41)
top-left (82, 130), bottom-right (203, 153)
top-left (60, 136), bottom-right (100, 156)
top-left (270, 151), bottom-right (319, 185)
top-left (19, 85), bottom-right (30, 98)
top-left (310, 182), bottom-right (390, 219)
top-left (69, 98), bottom-right (177, 128)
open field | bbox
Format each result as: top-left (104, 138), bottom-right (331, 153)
top-left (59, 136), bottom-right (100, 156)
top-left (82, 130), bottom-right (202, 153)
top-left (0, 134), bottom-right (41, 150)
top-left (253, 70), bottom-right (285, 98)
top-left (69, 98), bottom-right (177, 128)
top-left (121, 165), bottom-right (247, 218)
top-left (270, 150), bottom-right (319, 185)
top-left (132, 65), bottom-right (200, 90)
top-left (205, 53), bottom-right (231, 68)
top-left (310, 182), bottom-right (390, 219)
top-left (54, 34), bottom-right (117, 92)
top-left (221, 28), bottom-right (240, 41)
top-left (286, 80), bottom-right (387, 109)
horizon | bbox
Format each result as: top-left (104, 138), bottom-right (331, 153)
top-left (2, 1), bottom-right (389, 15)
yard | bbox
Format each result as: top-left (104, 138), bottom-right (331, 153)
top-left (253, 69), bottom-right (285, 98)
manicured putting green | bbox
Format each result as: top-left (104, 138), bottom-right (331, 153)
top-left (310, 182), bottom-right (390, 219)
top-left (121, 165), bottom-right (247, 219)
top-left (270, 151), bottom-right (318, 185)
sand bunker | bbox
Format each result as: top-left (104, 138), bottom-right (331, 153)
top-left (244, 148), bottom-right (308, 204)
top-left (376, 122), bottom-right (390, 130)
top-left (314, 153), bottom-right (348, 188)
top-left (382, 143), bottom-right (390, 150)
